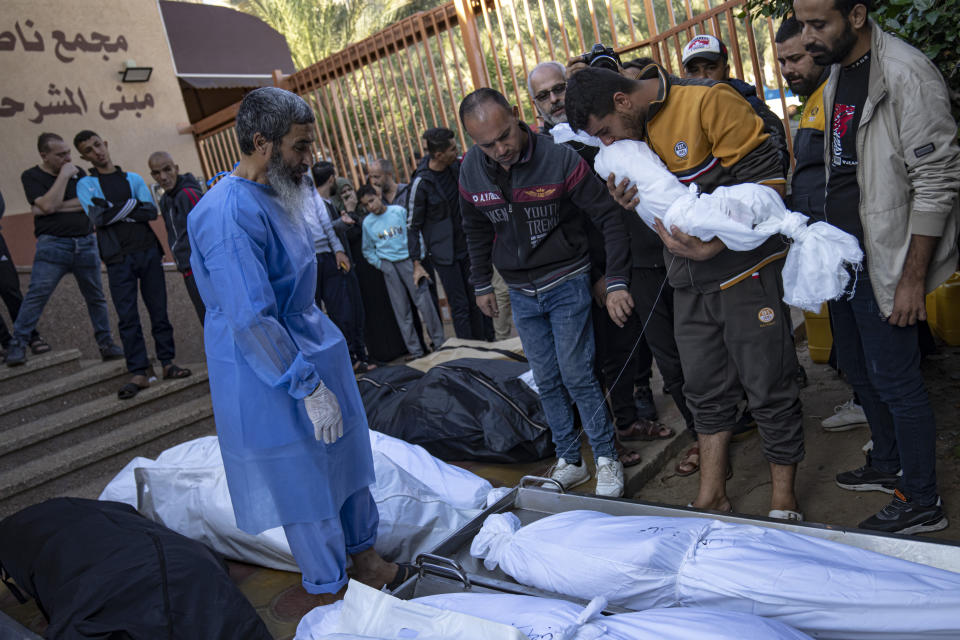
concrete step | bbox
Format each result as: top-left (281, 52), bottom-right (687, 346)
top-left (0, 368), bottom-right (210, 469)
top-left (0, 395), bottom-right (216, 515)
top-left (0, 359), bottom-right (129, 426)
top-left (0, 349), bottom-right (83, 396)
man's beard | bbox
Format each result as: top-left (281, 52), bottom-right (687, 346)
top-left (540, 100), bottom-right (566, 127)
top-left (786, 73), bottom-right (822, 98)
top-left (807, 21), bottom-right (857, 66)
top-left (266, 149), bottom-right (310, 220)
top-left (622, 110), bottom-right (646, 140)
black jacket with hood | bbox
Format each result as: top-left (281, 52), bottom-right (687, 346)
top-left (158, 173), bottom-right (203, 272)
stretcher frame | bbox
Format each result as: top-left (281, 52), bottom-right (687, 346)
top-left (394, 475), bottom-right (960, 602)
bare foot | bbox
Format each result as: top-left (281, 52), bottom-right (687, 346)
top-left (691, 497), bottom-right (732, 512)
top-left (350, 548), bottom-right (398, 589)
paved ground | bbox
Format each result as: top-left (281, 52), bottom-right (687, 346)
top-left (634, 342), bottom-right (960, 544)
top-left (4, 332), bottom-right (958, 638)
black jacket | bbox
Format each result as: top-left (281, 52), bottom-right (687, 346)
top-left (728, 77), bottom-right (791, 177)
top-left (158, 173), bottom-right (203, 272)
top-left (789, 76), bottom-right (828, 218)
top-left (406, 156), bottom-right (466, 265)
top-left (459, 122), bottom-right (630, 295)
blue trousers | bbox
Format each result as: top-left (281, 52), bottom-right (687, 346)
top-left (509, 272), bottom-right (617, 463)
top-left (283, 487), bottom-right (379, 594)
top-left (829, 269), bottom-right (938, 504)
top-left (12, 234), bottom-right (113, 348)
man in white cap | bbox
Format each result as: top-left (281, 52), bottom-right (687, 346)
top-left (682, 34), bottom-right (789, 174)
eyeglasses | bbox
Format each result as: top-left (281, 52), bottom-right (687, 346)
top-left (534, 82), bottom-right (567, 103)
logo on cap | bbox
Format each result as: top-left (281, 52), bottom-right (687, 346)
top-left (674, 141), bottom-right (688, 158)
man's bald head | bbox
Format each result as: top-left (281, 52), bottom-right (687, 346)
top-left (458, 88), bottom-right (512, 128)
top-left (148, 151), bottom-right (179, 191)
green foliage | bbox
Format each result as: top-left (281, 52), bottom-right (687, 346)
top-left (232, 0), bottom-right (438, 69)
top-left (742, 0), bottom-right (960, 108)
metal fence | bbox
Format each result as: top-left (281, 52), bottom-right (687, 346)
top-left (192, 0), bottom-right (791, 185)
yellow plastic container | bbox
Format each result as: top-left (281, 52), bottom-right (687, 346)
top-left (803, 303), bottom-right (833, 364)
top-left (931, 272), bottom-right (960, 346)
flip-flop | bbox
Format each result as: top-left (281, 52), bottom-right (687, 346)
top-left (384, 562), bottom-right (417, 592)
top-left (618, 419), bottom-right (675, 442)
top-left (118, 382), bottom-right (146, 400)
top-left (615, 443), bottom-right (642, 468)
top-left (768, 509), bottom-right (804, 522)
top-left (163, 364), bottom-right (192, 379)
top-left (29, 338), bottom-right (51, 354)
top-left (675, 444), bottom-right (700, 476)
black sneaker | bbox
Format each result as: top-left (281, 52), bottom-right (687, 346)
top-left (634, 385), bottom-right (658, 421)
top-left (858, 490), bottom-right (948, 535)
top-left (4, 341), bottom-right (26, 366)
top-left (835, 464), bottom-right (900, 494)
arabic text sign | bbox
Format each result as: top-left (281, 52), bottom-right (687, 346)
top-left (0, 84), bottom-right (155, 123)
top-left (0, 19), bottom-right (128, 63)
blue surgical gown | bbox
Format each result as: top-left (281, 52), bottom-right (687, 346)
top-left (187, 175), bottom-right (375, 534)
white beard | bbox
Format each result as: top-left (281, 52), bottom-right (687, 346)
top-left (266, 155), bottom-right (311, 220)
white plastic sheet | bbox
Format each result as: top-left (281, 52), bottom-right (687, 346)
top-left (295, 581), bottom-right (525, 640)
top-left (550, 124), bottom-right (863, 311)
top-left (99, 432), bottom-right (495, 570)
top-left (470, 510), bottom-right (960, 639)
top-left (413, 593), bottom-right (812, 640)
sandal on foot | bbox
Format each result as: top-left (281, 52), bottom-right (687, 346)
top-left (675, 444), bottom-right (700, 476)
top-left (384, 562), bottom-right (417, 592)
top-left (118, 381), bottom-right (148, 400)
top-left (768, 509), bottom-right (803, 522)
top-left (615, 442), bottom-right (642, 468)
top-left (163, 364), bottom-right (192, 379)
top-left (618, 418), bottom-right (675, 442)
top-left (29, 338), bottom-right (51, 354)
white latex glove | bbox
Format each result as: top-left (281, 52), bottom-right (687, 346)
top-left (304, 382), bottom-right (344, 444)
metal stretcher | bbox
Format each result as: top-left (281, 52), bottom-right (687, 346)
top-left (394, 475), bottom-right (960, 604)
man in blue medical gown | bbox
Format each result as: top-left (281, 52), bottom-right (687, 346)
top-left (188, 87), bottom-right (403, 597)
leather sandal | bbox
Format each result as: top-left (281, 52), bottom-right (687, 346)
top-left (29, 337), bottom-right (51, 354)
top-left (384, 562), bottom-right (416, 592)
top-left (618, 418), bottom-right (675, 442)
top-left (163, 364), bottom-right (192, 379)
top-left (675, 444), bottom-right (700, 476)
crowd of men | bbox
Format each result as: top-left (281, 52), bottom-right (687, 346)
top-left (0, 0), bottom-right (956, 547)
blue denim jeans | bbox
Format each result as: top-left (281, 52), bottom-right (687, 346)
top-left (509, 272), bottom-right (616, 463)
top-left (829, 270), bottom-right (938, 504)
top-left (12, 234), bottom-right (113, 348)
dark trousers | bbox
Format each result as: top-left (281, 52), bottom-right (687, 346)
top-left (435, 255), bottom-right (491, 340)
top-left (0, 232), bottom-right (39, 347)
top-left (105, 246), bottom-right (175, 374)
top-left (829, 270), bottom-right (938, 504)
top-left (593, 266), bottom-right (693, 430)
top-left (182, 270), bottom-right (206, 324)
top-left (315, 252), bottom-right (367, 362)
top-left (674, 263), bottom-right (803, 465)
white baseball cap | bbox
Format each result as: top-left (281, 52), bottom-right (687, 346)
top-left (681, 34), bottom-right (728, 65)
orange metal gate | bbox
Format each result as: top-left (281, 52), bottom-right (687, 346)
top-left (192, 0), bottom-right (792, 185)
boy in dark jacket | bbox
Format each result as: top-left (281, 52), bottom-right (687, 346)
top-left (149, 151), bottom-right (205, 322)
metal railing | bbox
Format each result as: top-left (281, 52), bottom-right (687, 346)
top-left (192, 0), bottom-right (792, 184)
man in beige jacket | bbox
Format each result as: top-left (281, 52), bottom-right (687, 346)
top-left (795, 0), bottom-right (959, 534)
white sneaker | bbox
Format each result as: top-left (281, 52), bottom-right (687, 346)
top-left (595, 456), bottom-right (624, 498)
top-left (821, 398), bottom-right (868, 432)
top-left (550, 458), bottom-right (590, 490)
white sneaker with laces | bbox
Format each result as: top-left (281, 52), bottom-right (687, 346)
top-left (821, 398), bottom-right (868, 432)
top-left (550, 458), bottom-right (590, 490)
top-left (595, 456), bottom-right (624, 498)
